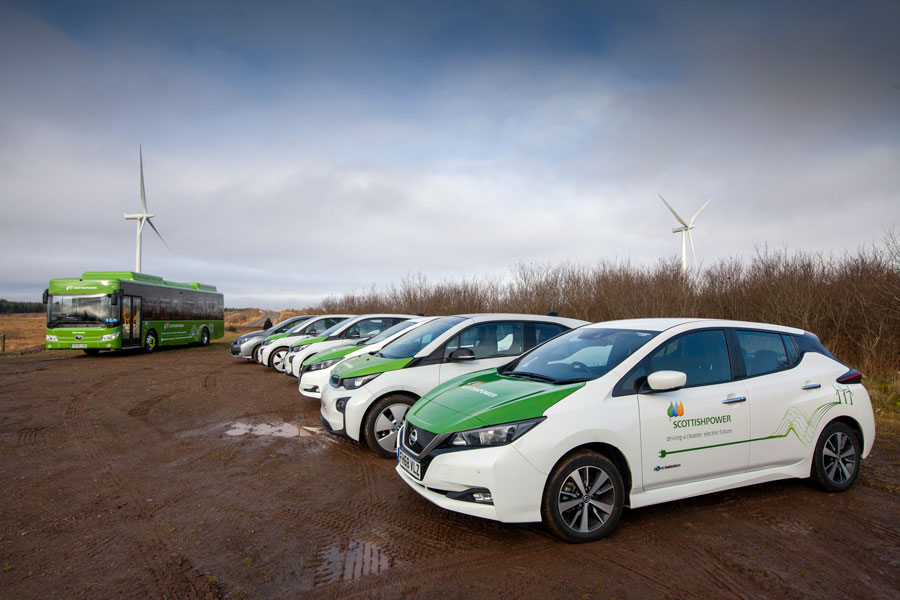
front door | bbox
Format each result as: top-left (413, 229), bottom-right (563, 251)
top-left (122, 296), bottom-right (142, 346)
top-left (637, 329), bottom-right (750, 490)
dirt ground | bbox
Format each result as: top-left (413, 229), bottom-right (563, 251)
top-left (1, 335), bottom-right (898, 599)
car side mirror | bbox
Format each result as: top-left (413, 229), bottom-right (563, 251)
top-left (308, 329), bottom-right (317, 336)
top-left (645, 370), bottom-right (687, 393)
top-left (448, 348), bottom-right (476, 362)
top-left (347, 331), bottom-right (361, 339)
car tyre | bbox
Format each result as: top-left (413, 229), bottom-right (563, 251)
top-left (811, 421), bottom-right (861, 492)
top-left (542, 451), bottom-right (624, 543)
top-left (251, 344), bottom-right (261, 363)
top-left (144, 330), bottom-right (159, 353)
top-left (363, 395), bottom-right (414, 458)
top-left (269, 347), bottom-right (287, 371)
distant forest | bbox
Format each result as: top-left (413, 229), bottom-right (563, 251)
top-left (0, 299), bottom-right (44, 314)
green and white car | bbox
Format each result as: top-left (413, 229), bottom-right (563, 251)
top-left (320, 313), bottom-right (588, 457)
top-left (396, 318), bottom-right (875, 542)
top-left (256, 315), bottom-right (354, 370)
top-left (297, 317), bottom-right (439, 397)
top-left (281, 314), bottom-right (416, 376)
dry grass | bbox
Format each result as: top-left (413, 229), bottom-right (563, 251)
top-left (225, 309), bottom-right (263, 328)
top-left (0, 313), bottom-right (47, 353)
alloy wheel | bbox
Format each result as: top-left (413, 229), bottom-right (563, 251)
top-left (823, 431), bottom-right (857, 485)
top-left (373, 403), bottom-right (409, 453)
top-left (557, 465), bottom-right (616, 534)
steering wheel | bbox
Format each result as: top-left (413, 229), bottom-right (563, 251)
top-left (570, 361), bottom-right (593, 374)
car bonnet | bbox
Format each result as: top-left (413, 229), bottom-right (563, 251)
top-left (406, 369), bottom-right (585, 434)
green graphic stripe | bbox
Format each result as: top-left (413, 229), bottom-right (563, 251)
top-left (659, 385), bottom-right (853, 459)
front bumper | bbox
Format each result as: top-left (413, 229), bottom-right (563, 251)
top-left (299, 367), bottom-right (329, 398)
top-left (394, 438), bottom-right (546, 523)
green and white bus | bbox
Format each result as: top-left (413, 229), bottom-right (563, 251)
top-left (44, 271), bottom-right (224, 354)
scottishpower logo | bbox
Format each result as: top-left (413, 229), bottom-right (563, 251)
top-left (462, 381), bottom-right (498, 398)
top-left (65, 285), bottom-right (97, 291)
top-left (667, 401), bottom-right (685, 419)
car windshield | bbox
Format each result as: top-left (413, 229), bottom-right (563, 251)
top-left (379, 316), bottom-right (465, 359)
top-left (271, 318), bottom-right (305, 334)
top-left (319, 318), bottom-right (354, 338)
top-left (502, 327), bottom-right (659, 384)
top-left (285, 317), bottom-right (317, 335)
top-left (362, 319), bottom-right (422, 346)
top-left (48, 294), bottom-right (118, 328)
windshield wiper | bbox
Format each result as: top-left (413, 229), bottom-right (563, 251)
top-left (554, 377), bottom-right (594, 385)
top-left (506, 371), bottom-right (558, 383)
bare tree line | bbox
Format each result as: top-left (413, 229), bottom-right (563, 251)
top-left (315, 231), bottom-right (900, 376)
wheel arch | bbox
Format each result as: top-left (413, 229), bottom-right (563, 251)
top-left (826, 415), bottom-right (864, 450)
top-left (355, 390), bottom-right (420, 438)
top-left (543, 442), bottom-right (634, 507)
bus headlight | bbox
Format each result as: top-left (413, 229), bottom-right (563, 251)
top-left (46, 334), bottom-right (58, 342)
top-left (101, 331), bottom-right (120, 341)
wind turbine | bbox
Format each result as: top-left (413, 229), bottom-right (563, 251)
top-left (124, 146), bottom-right (169, 272)
top-left (658, 194), bottom-right (711, 276)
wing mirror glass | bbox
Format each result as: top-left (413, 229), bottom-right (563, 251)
top-left (646, 370), bottom-right (687, 392)
top-left (448, 348), bottom-right (476, 362)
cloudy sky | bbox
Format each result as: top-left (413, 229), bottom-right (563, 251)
top-left (1, 1), bottom-right (898, 308)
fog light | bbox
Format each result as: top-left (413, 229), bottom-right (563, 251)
top-left (472, 491), bottom-right (493, 504)
top-left (446, 487), bottom-right (494, 505)
top-left (336, 397), bottom-right (350, 413)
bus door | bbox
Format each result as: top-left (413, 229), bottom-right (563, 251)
top-left (122, 296), bottom-right (142, 346)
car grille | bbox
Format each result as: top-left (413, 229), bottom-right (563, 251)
top-left (404, 424), bottom-right (439, 456)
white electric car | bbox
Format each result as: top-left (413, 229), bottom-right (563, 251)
top-left (395, 318), bottom-right (875, 542)
top-left (298, 316), bottom-right (439, 398)
top-left (280, 314), bottom-right (416, 375)
top-left (257, 315), bottom-right (354, 370)
top-left (231, 315), bottom-right (318, 361)
top-left (320, 313), bottom-right (588, 457)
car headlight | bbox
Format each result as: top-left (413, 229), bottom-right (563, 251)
top-left (45, 334), bottom-right (58, 342)
top-left (445, 417), bottom-right (545, 448)
top-left (308, 358), bottom-right (343, 371)
top-left (100, 331), bottom-right (119, 341)
top-left (261, 339), bottom-right (273, 346)
top-left (342, 373), bottom-right (381, 389)
top-left (290, 344), bottom-right (306, 352)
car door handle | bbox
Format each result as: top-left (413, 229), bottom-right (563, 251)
top-left (722, 396), bottom-right (746, 404)
top-left (802, 383), bottom-right (821, 390)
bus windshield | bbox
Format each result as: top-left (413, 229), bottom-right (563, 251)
top-left (48, 295), bottom-right (118, 328)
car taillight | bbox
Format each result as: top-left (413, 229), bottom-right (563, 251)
top-left (836, 369), bottom-right (863, 384)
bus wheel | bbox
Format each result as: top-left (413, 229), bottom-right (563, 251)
top-left (145, 330), bottom-right (159, 353)
top-left (83, 349), bottom-right (100, 356)
top-left (200, 327), bottom-right (210, 346)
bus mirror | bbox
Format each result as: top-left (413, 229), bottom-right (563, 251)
top-left (42, 289), bottom-right (49, 304)
top-left (110, 292), bottom-right (119, 306)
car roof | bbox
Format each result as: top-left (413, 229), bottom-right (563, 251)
top-left (454, 313), bottom-right (589, 327)
top-left (588, 318), bottom-right (805, 335)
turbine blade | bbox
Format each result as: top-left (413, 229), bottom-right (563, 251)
top-left (139, 145), bottom-right (148, 213)
top-left (658, 194), bottom-right (689, 227)
top-left (689, 198), bottom-right (711, 226)
top-left (147, 218), bottom-right (171, 251)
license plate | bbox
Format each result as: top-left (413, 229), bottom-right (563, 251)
top-left (71, 343), bottom-right (87, 348)
top-left (398, 448), bottom-right (422, 480)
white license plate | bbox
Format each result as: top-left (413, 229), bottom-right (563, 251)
top-left (71, 343), bottom-right (87, 348)
top-left (398, 448), bottom-right (422, 480)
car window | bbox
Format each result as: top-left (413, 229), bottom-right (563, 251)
top-left (363, 319), bottom-right (419, 345)
top-left (782, 335), bottom-right (799, 365)
top-left (534, 323), bottom-right (567, 345)
top-left (344, 318), bottom-right (393, 339)
top-left (736, 330), bottom-right (790, 376)
top-left (444, 322), bottom-right (525, 359)
top-left (648, 330), bottom-right (732, 387)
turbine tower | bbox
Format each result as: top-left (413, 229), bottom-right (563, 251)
top-left (658, 193), bottom-right (711, 276)
top-left (124, 146), bottom-right (169, 272)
